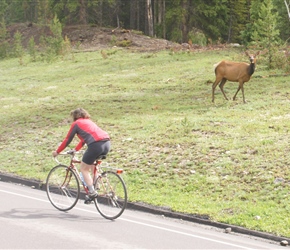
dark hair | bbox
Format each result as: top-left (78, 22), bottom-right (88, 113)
top-left (70, 108), bottom-right (91, 121)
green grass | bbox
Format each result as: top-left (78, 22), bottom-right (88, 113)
top-left (1, 48), bottom-right (290, 237)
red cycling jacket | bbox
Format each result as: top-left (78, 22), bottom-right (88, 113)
top-left (56, 118), bottom-right (110, 153)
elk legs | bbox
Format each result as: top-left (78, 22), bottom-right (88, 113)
top-left (233, 81), bottom-right (246, 103)
top-left (219, 78), bottom-right (228, 100)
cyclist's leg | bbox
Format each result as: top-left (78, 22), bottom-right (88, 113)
top-left (80, 162), bottom-right (94, 187)
top-left (81, 140), bottom-right (111, 196)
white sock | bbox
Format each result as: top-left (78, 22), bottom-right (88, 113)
top-left (88, 186), bottom-right (95, 193)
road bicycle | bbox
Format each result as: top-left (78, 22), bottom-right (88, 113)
top-left (46, 150), bottom-right (127, 220)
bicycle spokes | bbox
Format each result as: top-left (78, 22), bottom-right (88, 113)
top-left (47, 152), bottom-right (128, 220)
top-left (94, 171), bottom-right (127, 220)
top-left (46, 165), bottom-right (80, 211)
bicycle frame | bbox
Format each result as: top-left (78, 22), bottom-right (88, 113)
top-left (55, 152), bottom-right (124, 196)
top-left (48, 151), bottom-right (128, 219)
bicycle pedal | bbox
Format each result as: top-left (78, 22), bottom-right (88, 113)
top-left (84, 195), bottom-right (93, 204)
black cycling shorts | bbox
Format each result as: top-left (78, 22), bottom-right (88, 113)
top-left (82, 140), bottom-right (111, 165)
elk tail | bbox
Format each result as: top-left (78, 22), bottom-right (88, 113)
top-left (213, 61), bottom-right (221, 71)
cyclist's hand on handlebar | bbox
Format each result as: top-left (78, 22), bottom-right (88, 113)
top-left (52, 151), bottom-right (58, 157)
top-left (66, 149), bottom-right (76, 155)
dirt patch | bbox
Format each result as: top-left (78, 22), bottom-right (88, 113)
top-left (63, 25), bottom-right (179, 52)
top-left (6, 23), bottom-right (231, 53)
top-left (6, 23), bottom-right (181, 52)
top-left (7, 23), bottom-right (52, 46)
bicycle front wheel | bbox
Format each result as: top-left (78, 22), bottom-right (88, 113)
top-left (94, 171), bottom-right (127, 220)
top-left (46, 165), bottom-right (80, 211)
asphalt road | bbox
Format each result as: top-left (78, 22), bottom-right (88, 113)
top-left (0, 181), bottom-right (286, 249)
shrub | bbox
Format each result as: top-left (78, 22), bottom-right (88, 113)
top-left (188, 29), bottom-right (207, 46)
top-left (13, 31), bottom-right (24, 64)
top-left (40, 15), bottom-right (71, 62)
top-left (28, 37), bottom-right (37, 62)
top-left (0, 41), bottom-right (10, 59)
top-left (116, 39), bottom-right (132, 47)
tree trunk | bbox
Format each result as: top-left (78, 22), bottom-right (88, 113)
top-left (284, 0), bottom-right (290, 21)
top-left (130, 0), bottom-right (136, 29)
top-left (130, 0), bottom-right (140, 30)
top-left (146, 0), bottom-right (154, 36)
top-left (79, 0), bottom-right (87, 25)
top-left (181, 0), bottom-right (189, 43)
top-left (154, 0), bottom-right (157, 31)
top-left (227, 1), bottom-right (233, 43)
top-left (136, 0), bottom-right (140, 30)
top-left (157, 0), bottom-right (166, 39)
top-left (162, 0), bottom-right (165, 38)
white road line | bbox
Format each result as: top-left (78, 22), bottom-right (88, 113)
top-left (0, 188), bottom-right (255, 250)
top-left (0, 188), bottom-right (51, 203)
top-left (119, 217), bottom-right (254, 250)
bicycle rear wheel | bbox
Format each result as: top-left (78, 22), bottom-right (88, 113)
top-left (94, 171), bottom-right (127, 220)
top-left (46, 165), bottom-right (80, 211)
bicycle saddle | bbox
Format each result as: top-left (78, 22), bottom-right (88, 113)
top-left (98, 155), bottom-right (107, 160)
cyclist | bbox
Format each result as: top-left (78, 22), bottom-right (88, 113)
top-left (52, 108), bottom-right (110, 199)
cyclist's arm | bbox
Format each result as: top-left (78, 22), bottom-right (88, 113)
top-left (75, 138), bottom-right (85, 151)
top-left (56, 123), bottom-right (77, 154)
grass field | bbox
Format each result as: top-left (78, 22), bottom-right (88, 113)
top-left (1, 47), bottom-right (290, 237)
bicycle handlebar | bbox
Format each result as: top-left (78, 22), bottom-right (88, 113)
top-left (53, 151), bottom-right (122, 174)
top-left (53, 150), bottom-right (84, 164)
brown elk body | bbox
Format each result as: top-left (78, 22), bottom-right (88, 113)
top-left (212, 51), bottom-right (260, 103)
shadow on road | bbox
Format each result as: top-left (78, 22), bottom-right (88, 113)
top-left (0, 207), bottom-right (112, 223)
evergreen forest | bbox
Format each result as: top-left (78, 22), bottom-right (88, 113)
top-left (0, 0), bottom-right (289, 45)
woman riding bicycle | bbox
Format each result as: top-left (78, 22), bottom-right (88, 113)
top-left (52, 108), bottom-right (110, 199)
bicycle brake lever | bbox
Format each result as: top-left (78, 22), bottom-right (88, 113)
top-left (66, 149), bottom-right (76, 155)
top-left (53, 156), bottom-right (61, 164)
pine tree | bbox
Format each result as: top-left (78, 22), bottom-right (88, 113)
top-left (251, 0), bottom-right (281, 68)
top-left (227, 0), bottom-right (248, 43)
top-left (0, 0), bottom-right (7, 40)
top-left (272, 0), bottom-right (290, 41)
top-left (194, 0), bottom-right (229, 42)
top-left (241, 0), bottom-right (260, 45)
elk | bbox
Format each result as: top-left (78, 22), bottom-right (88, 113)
top-left (212, 51), bottom-right (260, 103)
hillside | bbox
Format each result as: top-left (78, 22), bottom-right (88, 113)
top-left (6, 23), bottom-right (181, 52)
top-left (4, 23), bottom-right (290, 239)
top-left (5, 23), bottom-right (233, 54)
